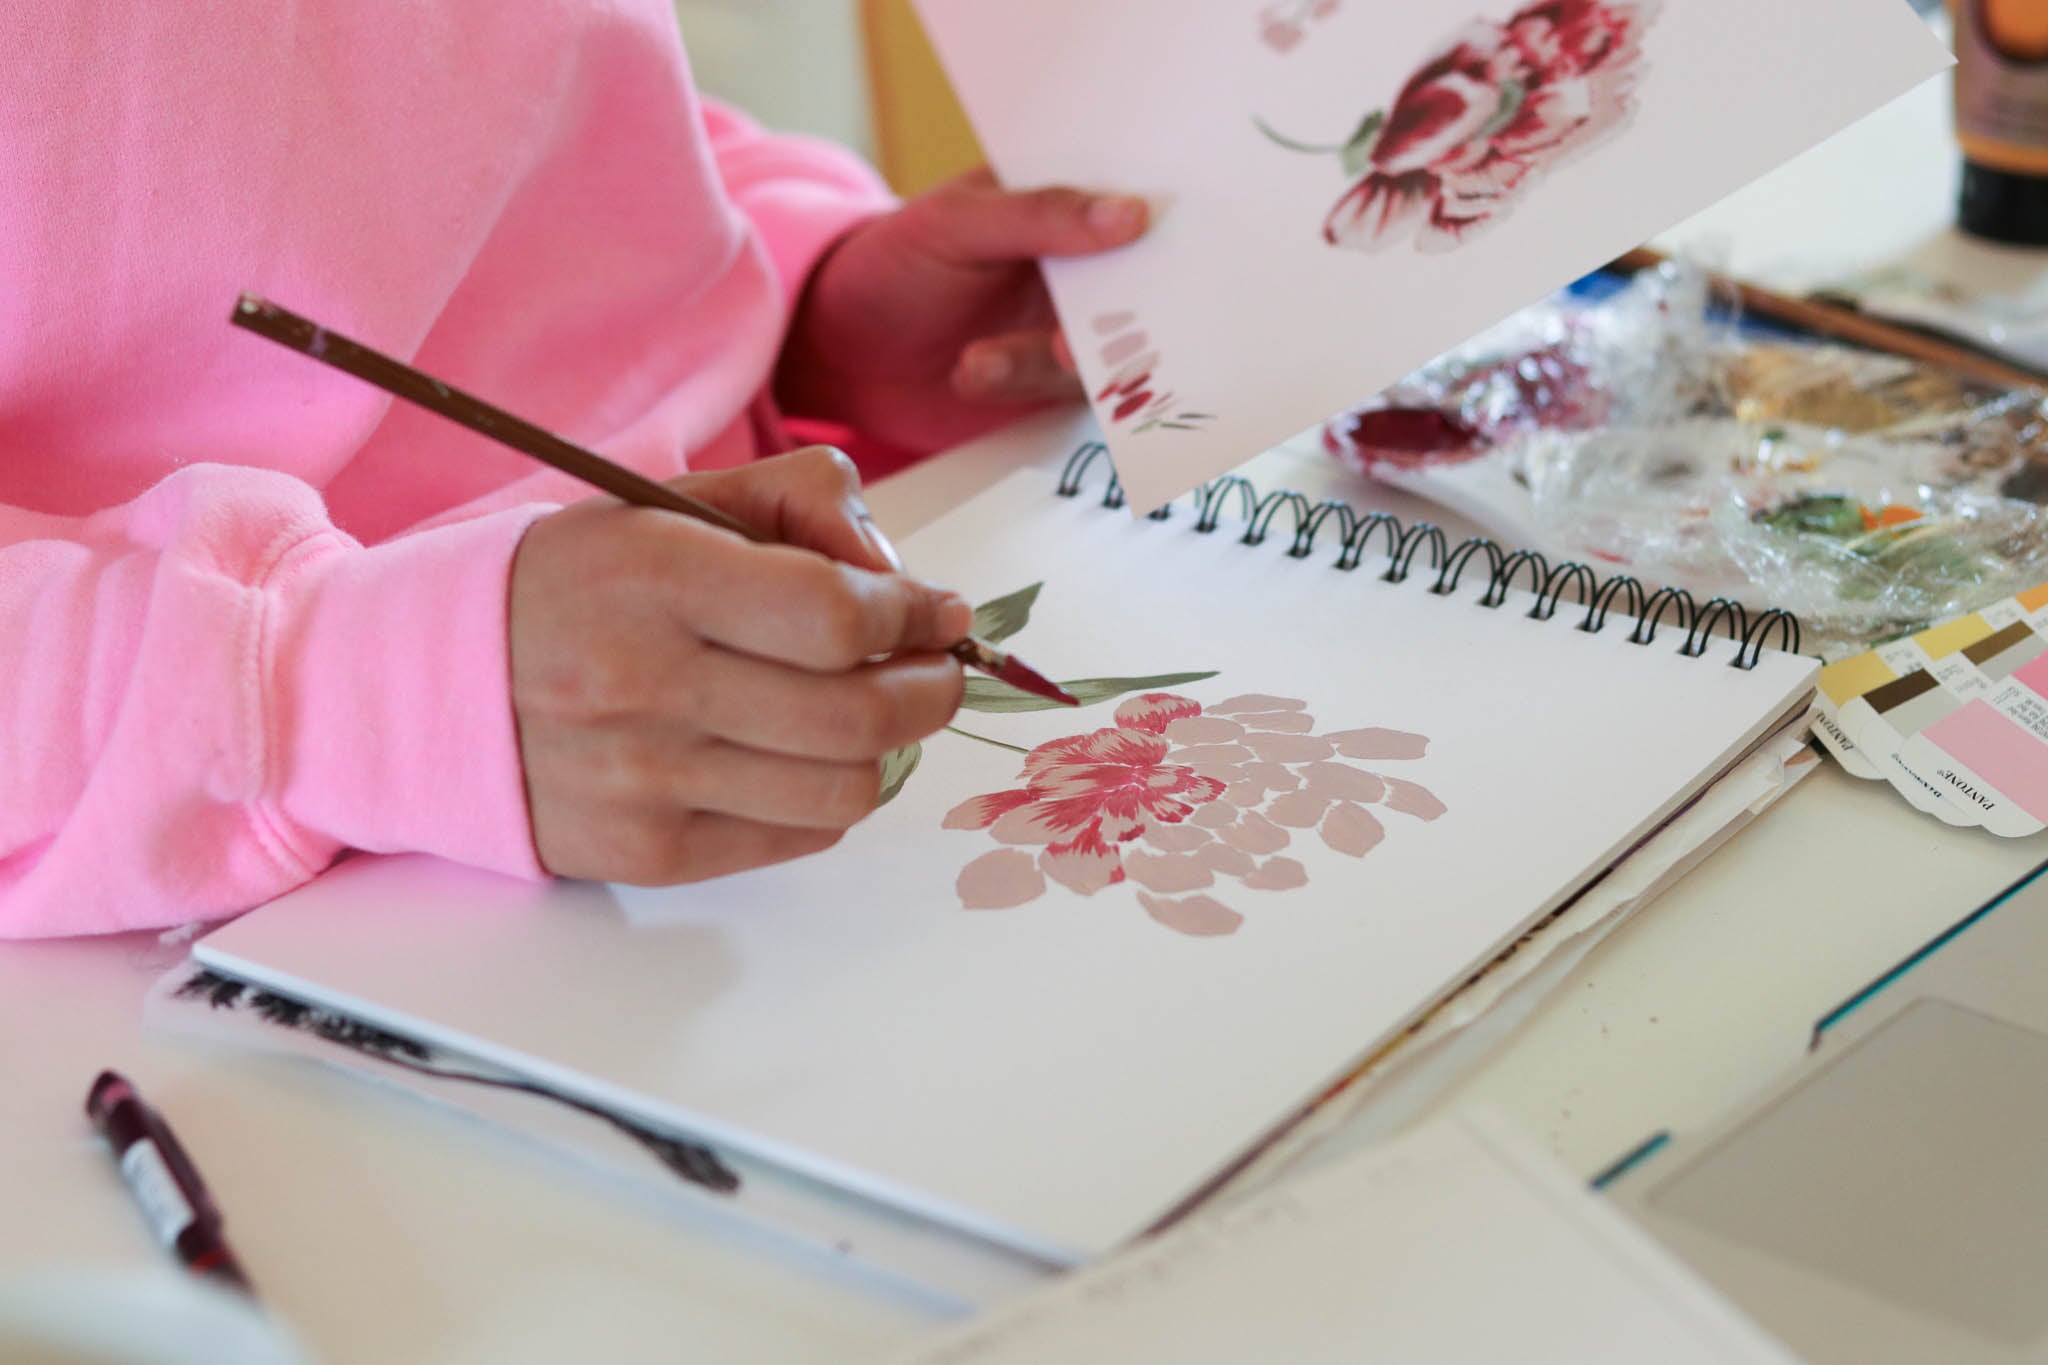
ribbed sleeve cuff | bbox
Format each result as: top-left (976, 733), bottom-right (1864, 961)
top-left (272, 505), bottom-right (554, 880)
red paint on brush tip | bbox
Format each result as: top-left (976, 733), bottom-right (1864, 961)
top-left (995, 654), bottom-right (1078, 706)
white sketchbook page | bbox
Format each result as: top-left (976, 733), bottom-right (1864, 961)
top-left (197, 469), bottom-right (1814, 1264)
top-left (893, 1114), bottom-right (1798, 1365)
top-left (912, 0), bottom-right (1951, 514)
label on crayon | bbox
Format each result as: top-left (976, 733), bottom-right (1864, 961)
top-left (120, 1140), bottom-right (196, 1248)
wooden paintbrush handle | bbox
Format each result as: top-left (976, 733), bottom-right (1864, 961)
top-left (1612, 247), bottom-right (2048, 394)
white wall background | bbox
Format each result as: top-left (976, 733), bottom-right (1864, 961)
top-left (672, 0), bottom-right (874, 156)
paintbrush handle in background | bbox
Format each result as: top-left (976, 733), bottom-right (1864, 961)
top-left (1612, 247), bottom-right (2048, 394)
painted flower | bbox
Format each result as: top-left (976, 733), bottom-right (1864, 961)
top-left (1265, 0), bottom-right (1654, 253)
top-left (945, 695), bottom-right (1227, 896)
top-left (945, 691), bottom-right (1447, 939)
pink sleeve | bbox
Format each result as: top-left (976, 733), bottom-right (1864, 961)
top-left (0, 465), bottom-right (551, 938)
top-left (700, 99), bottom-right (897, 313)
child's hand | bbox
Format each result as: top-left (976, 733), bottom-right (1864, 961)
top-left (508, 447), bottom-right (970, 885)
top-left (775, 167), bottom-right (1151, 453)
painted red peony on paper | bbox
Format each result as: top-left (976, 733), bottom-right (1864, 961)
top-left (1259, 0), bottom-right (1657, 253)
top-left (945, 692), bottom-right (1444, 939)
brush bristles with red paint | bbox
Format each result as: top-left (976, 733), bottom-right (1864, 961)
top-left (227, 294), bottom-right (1079, 707)
top-left (959, 639), bottom-right (1079, 707)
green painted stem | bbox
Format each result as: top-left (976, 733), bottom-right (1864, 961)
top-left (946, 725), bottom-right (1032, 756)
top-left (1252, 114), bottom-right (1345, 155)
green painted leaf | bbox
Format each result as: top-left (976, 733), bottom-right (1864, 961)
top-left (877, 742), bottom-right (922, 807)
top-left (960, 670), bottom-right (1221, 715)
top-left (971, 583), bottom-right (1042, 646)
top-left (1478, 78), bottom-right (1525, 138)
top-left (1339, 109), bottom-right (1385, 179)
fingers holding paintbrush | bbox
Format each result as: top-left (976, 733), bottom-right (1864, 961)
top-left (508, 463), bottom-right (970, 883)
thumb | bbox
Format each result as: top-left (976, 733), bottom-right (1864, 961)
top-left (919, 180), bottom-right (1152, 265)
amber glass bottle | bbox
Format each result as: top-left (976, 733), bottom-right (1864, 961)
top-left (1957, 0), bottom-right (2048, 243)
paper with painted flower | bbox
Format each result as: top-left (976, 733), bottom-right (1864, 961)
top-left (583, 467), bottom-right (1814, 1260)
top-left (912, 0), bottom-right (1950, 513)
top-left (192, 465), bottom-right (1817, 1268)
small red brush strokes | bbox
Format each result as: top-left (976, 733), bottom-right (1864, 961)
top-left (943, 693), bottom-right (1445, 938)
top-left (1263, 0), bottom-right (1657, 254)
top-left (1090, 312), bottom-right (1215, 436)
top-left (1260, 0), bottom-right (1341, 53)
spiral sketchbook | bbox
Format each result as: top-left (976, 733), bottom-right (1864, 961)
top-left (191, 446), bottom-right (1818, 1276)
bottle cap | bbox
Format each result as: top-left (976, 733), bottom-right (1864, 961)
top-left (1960, 159), bottom-right (2048, 246)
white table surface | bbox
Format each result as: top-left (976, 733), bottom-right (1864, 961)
top-left (8, 56), bottom-right (2048, 1365)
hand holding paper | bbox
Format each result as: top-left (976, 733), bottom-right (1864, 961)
top-left (913, 0), bottom-right (1953, 512)
top-left (777, 169), bottom-right (1152, 453)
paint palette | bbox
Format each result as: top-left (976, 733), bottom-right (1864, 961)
top-left (1814, 583), bottom-right (2048, 834)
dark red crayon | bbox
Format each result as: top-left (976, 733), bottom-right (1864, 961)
top-left (86, 1071), bottom-right (256, 1296)
top-left (227, 294), bottom-right (1078, 707)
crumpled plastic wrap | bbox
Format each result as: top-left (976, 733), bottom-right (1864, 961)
top-left (1325, 262), bottom-right (2048, 657)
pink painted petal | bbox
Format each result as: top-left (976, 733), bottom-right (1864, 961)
top-left (1241, 761), bottom-right (1302, 794)
top-left (1113, 693), bottom-right (1203, 735)
top-left (1383, 778), bottom-right (1448, 821)
top-left (1093, 310), bottom-right (1137, 335)
top-left (1220, 809), bottom-right (1291, 854)
top-left (1327, 171), bottom-right (1437, 251)
top-left (1024, 728), bottom-right (1168, 780)
top-left (1242, 856), bottom-right (1309, 891)
top-left (1123, 850), bottom-right (1217, 893)
top-left (1162, 715), bottom-right (1246, 744)
top-left (942, 789), bottom-right (1035, 831)
top-left (1207, 694), bottom-right (1307, 715)
top-left (956, 849), bottom-right (1046, 909)
top-left (1493, 78), bottom-right (1596, 158)
top-left (1245, 733), bottom-right (1336, 763)
top-left (1192, 802), bottom-right (1242, 830)
top-left (1100, 331), bottom-right (1150, 367)
top-left (1157, 743), bottom-right (1252, 769)
top-left (1300, 761), bottom-right (1386, 803)
top-left (1374, 70), bottom-right (1500, 174)
top-left (1145, 823), bottom-right (1214, 853)
top-left (989, 801), bottom-right (1085, 846)
top-left (1094, 807), bottom-right (1150, 843)
top-left (1139, 892), bottom-right (1244, 938)
top-left (1133, 778), bottom-right (1226, 827)
top-left (1193, 841), bottom-right (1255, 877)
top-left (1236, 711), bottom-right (1315, 734)
top-left (1266, 791), bottom-right (1331, 828)
top-left (1040, 828), bottom-right (1126, 895)
top-left (1327, 728), bottom-right (1431, 760)
top-left (1321, 802), bottom-right (1386, 857)
top-left (1225, 782), bottom-right (1265, 809)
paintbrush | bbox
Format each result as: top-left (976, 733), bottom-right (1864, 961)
top-left (229, 294), bottom-right (1077, 706)
top-left (1611, 246), bottom-right (2048, 393)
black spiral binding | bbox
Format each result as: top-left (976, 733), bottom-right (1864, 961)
top-left (1056, 442), bottom-right (1804, 670)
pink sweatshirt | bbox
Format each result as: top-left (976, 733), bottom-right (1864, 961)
top-left (0, 3), bottom-right (896, 937)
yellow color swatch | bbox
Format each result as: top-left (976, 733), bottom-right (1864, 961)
top-left (1820, 651), bottom-right (1900, 705)
top-left (1914, 614), bottom-right (1995, 660)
